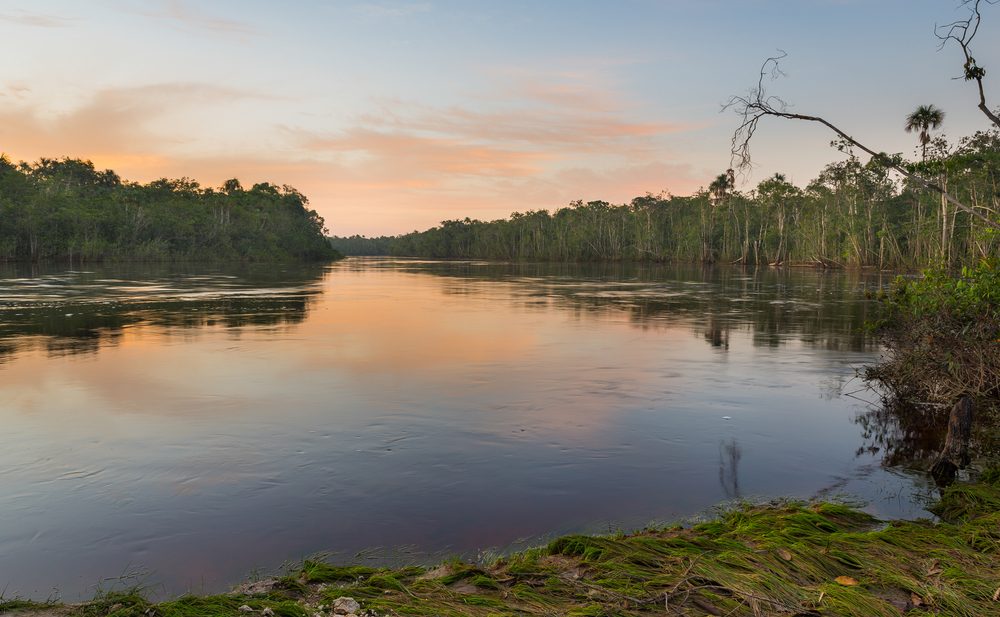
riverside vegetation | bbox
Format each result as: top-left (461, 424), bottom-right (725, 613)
top-left (2, 472), bottom-right (998, 617)
top-left (0, 156), bottom-right (339, 262)
top-left (867, 259), bottom-right (999, 415)
top-left (330, 132), bottom-right (1000, 268)
top-left (864, 258), bottom-right (1000, 482)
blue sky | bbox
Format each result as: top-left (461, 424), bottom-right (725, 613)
top-left (1, 0), bottom-right (997, 234)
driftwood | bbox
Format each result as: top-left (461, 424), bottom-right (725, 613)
top-left (930, 395), bottom-right (974, 486)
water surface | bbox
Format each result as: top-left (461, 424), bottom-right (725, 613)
top-left (0, 259), bottom-right (933, 599)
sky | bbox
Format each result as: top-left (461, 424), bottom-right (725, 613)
top-left (1, 0), bottom-right (998, 236)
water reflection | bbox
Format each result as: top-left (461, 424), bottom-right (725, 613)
top-left (0, 264), bottom-right (325, 361)
top-left (364, 259), bottom-right (885, 353)
top-left (718, 439), bottom-right (742, 499)
top-left (855, 399), bottom-right (1000, 471)
top-left (0, 258), bottom-right (932, 601)
top-left (0, 260), bottom-right (887, 363)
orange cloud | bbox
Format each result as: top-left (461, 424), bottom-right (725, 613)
top-left (0, 83), bottom-right (30, 99)
top-left (0, 83), bottom-right (278, 161)
top-left (365, 105), bottom-right (681, 153)
top-left (357, 69), bottom-right (693, 157)
top-left (300, 128), bottom-right (547, 179)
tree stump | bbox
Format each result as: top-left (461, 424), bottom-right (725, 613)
top-left (930, 395), bottom-right (974, 486)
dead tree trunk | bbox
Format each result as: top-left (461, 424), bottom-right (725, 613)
top-left (930, 395), bottom-right (974, 486)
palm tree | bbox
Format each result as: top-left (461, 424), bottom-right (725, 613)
top-left (708, 168), bottom-right (735, 204)
top-left (905, 105), bottom-right (945, 161)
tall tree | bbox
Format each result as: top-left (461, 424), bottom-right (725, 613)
top-left (905, 104), bottom-right (946, 161)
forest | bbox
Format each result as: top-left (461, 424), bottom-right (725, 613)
top-left (0, 156), bottom-right (339, 262)
top-left (332, 129), bottom-right (1000, 268)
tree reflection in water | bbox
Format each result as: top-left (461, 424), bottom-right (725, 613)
top-left (0, 264), bottom-right (326, 363)
top-left (719, 438), bottom-right (742, 499)
top-left (856, 400), bottom-right (1000, 470)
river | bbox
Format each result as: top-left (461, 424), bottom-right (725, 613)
top-left (0, 258), bottom-right (935, 599)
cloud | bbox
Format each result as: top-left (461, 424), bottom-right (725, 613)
top-left (374, 105), bottom-right (682, 153)
top-left (0, 11), bottom-right (75, 28)
top-left (354, 69), bottom-right (694, 158)
top-left (0, 83), bottom-right (31, 99)
top-left (550, 161), bottom-right (700, 202)
top-left (298, 128), bottom-right (547, 181)
top-left (352, 2), bottom-right (432, 18)
top-left (135, 0), bottom-right (256, 35)
top-left (0, 82), bottom-right (275, 160)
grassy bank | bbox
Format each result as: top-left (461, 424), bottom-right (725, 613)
top-left (4, 474), bottom-right (998, 617)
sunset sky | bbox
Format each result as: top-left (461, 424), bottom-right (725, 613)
top-left (2, 0), bottom-right (998, 236)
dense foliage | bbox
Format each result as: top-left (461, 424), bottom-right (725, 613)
top-left (0, 156), bottom-right (339, 261)
top-left (332, 132), bottom-right (1000, 268)
top-left (867, 259), bottom-right (999, 415)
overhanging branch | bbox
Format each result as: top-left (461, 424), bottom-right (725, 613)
top-left (725, 55), bottom-right (1000, 231)
top-left (936, 0), bottom-right (1000, 130)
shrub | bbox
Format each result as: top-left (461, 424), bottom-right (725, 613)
top-left (866, 259), bottom-right (999, 409)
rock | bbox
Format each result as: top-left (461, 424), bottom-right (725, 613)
top-left (261, 609), bottom-right (274, 617)
top-left (238, 606), bottom-right (254, 613)
top-left (230, 579), bottom-right (279, 596)
top-left (332, 597), bottom-right (360, 615)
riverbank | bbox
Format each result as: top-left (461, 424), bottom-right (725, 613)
top-left (4, 474), bottom-right (997, 617)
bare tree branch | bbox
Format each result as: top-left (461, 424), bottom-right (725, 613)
top-left (936, 0), bottom-right (1000, 129)
top-left (724, 55), bottom-right (1000, 231)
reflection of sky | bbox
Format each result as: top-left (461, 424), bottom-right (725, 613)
top-left (0, 261), bottom-right (932, 599)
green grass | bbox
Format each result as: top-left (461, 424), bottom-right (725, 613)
top-left (0, 600), bottom-right (52, 615)
top-left (6, 478), bottom-right (1000, 617)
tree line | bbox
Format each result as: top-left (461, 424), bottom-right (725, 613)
top-left (0, 156), bottom-right (339, 262)
top-left (332, 127), bottom-right (1000, 268)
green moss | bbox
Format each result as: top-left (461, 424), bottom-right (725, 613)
top-left (459, 596), bottom-right (504, 608)
top-left (298, 561), bottom-right (378, 583)
top-left (78, 591), bottom-right (151, 617)
top-left (468, 575), bottom-right (499, 590)
top-left (546, 536), bottom-right (606, 561)
top-left (931, 468), bottom-right (1000, 521)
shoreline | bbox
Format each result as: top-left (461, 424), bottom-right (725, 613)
top-left (4, 475), bottom-right (997, 617)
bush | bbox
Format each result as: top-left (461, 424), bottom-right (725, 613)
top-left (866, 259), bottom-right (999, 408)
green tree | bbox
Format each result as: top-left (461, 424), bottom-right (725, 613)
top-left (905, 104), bottom-right (946, 161)
top-left (708, 169), bottom-right (735, 204)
